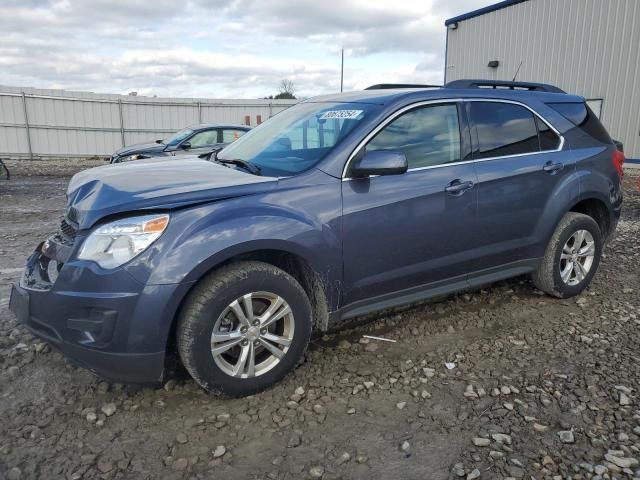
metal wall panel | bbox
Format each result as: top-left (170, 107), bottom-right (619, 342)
top-left (0, 86), bottom-right (296, 159)
top-left (446, 0), bottom-right (640, 158)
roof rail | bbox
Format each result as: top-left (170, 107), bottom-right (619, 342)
top-left (445, 79), bottom-right (565, 94)
top-left (365, 83), bottom-right (441, 90)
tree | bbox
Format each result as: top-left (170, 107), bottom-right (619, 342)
top-left (275, 79), bottom-right (296, 99)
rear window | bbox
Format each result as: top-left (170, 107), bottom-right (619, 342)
top-left (547, 102), bottom-right (611, 144)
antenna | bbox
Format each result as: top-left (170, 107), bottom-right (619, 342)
top-left (340, 48), bottom-right (344, 92)
top-left (512, 60), bottom-right (523, 82)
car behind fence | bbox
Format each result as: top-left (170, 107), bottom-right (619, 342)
top-left (0, 85), bottom-right (297, 160)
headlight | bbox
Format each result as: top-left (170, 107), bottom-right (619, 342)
top-left (78, 214), bottom-right (169, 269)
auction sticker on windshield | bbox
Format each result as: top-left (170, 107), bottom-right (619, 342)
top-left (320, 110), bottom-right (363, 120)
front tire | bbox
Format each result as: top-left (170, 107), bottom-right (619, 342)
top-left (177, 261), bottom-right (312, 396)
top-left (532, 212), bottom-right (603, 298)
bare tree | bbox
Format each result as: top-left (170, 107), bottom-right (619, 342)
top-left (275, 79), bottom-right (296, 99)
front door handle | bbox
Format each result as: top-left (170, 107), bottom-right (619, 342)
top-left (543, 161), bottom-right (564, 174)
top-left (445, 179), bottom-right (474, 195)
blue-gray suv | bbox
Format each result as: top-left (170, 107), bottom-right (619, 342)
top-left (10, 80), bottom-right (625, 396)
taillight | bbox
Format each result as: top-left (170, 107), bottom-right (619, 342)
top-left (612, 148), bottom-right (625, 177)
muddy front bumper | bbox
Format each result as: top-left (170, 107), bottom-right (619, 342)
top-left (9, 239), bottom-right (189, 384)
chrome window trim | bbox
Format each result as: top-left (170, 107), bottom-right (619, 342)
top-left (341, 97), bottom-right (565, 181)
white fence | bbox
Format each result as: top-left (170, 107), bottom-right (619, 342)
top-left (0, 86), bottom-right (297, 160)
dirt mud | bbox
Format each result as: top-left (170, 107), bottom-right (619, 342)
top-left (1, 161), bottom-right (639, 480)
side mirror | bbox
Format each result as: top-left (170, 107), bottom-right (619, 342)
top-left (180, 141), bottom-right (191, 150)
top-left (155, 139), bottom-right (163, 144)
top-left (350, 150), bottom-right (408, 178)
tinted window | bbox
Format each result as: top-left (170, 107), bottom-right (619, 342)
top-left (366, 104), bottom-right (461, 169)
top-left (535, 116), bottom-right (561, 150)
top-left (222, 129), bottom-right (247, 143)
top-left (547, 102), bottom-right (611, 143)
top-left (189, 130), bottom-right (218, 147)
top-left (469, 102), bottom-right (539, 158)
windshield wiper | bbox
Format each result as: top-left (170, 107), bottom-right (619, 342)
top-left (213, 152), bottom-right (261, 175)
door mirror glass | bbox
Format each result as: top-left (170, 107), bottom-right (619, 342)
top-left (350, 150), bottom-right (408, 178)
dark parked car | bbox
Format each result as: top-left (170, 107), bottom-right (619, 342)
top-left (109, 123), bottom-right (250, 163)
top-left (10, 80), bottom-right (624, 396)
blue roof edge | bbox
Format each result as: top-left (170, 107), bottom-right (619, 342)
top-left (445, 0), bottom-right (529, 26)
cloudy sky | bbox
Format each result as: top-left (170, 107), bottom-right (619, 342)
top-left (0, 0), bottom-right (493, 99)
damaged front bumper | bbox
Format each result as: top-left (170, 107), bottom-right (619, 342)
top-left (9, 233), bottom-right (188, 384)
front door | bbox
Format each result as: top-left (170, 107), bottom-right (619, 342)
top-left (341, 102), bottom-right (478, 307)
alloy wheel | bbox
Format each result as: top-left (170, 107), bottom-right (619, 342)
top-left (210, 292), bottom-right (294, 378)
top-left (559, 229), bottom-right (595, 286)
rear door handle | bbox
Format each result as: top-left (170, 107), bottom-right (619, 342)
top-left (543, 161), bottom-right (564, 174)
top-left (445, 179), bottom-right (474, 195)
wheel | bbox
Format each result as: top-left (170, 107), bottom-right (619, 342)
top-left (532, 212), bottom-right (603, 298)
top-left (177, 261), bottom-right (312, 396)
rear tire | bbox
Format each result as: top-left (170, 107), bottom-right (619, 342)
top-left (532, 212), bottom-right (602, 298)
top-left (177, 261), bottom-right (312, 396)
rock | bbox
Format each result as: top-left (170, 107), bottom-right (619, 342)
top-left (421, 390), bottom-right (431, 399)
top-left (363, 381), bottom-right (375, 389)
top-left (557, 430), bottom-right (575, 444)
top-left (212, 445), bottom-right (226, 458)
top-left (533, 423), bottom-right (548, 432)
top-left (500, 386), bottom-right (511, 395)
top-left (86, 412), bottom-right (97, 423)
top-left (337, 452), bottom-right (351, 465)
top-left (288, 434), bottom-right (301, 448)
top-left (97, 460), bottom-right (113, 473)
top-left (401, 441), bottom-right (411, 452)
top-left (173, 458), bottom-right (188, 470)
top-left (594, 465), bottom-right (607, 475)
top-left (472, 438), bottom-right (490, 447)
top-left (101, 403), bottom-right (117, 417)
top-left (365, 342), bottom-right (378, 352)
top-left (464, 385), bottom-right (479, 399)
top-left (423, 368), bottom-right (435, 377)
top-left (176, 433), bottom-right (188, 444)
top-left (619, 392), bottom-right (632, 406)
top-left (604, 454), bottom-right (638, 469)
top-left (622, 287), bottom-right (634, 294)
top-left (309, 466), bottom-right (324, 478)
top-left (7, 467), bottom-right (21, 480)
top-left (467, 468), bottom-right (481, 479)
top-left (491, 433), bottom-right (512, 445)
top-left (396, 402), bottom-right (407, 410)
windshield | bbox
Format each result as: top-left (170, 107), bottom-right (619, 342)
top-left (217, 102), bottom-right (376, 176)
top-left (164, 127), bottom-right (194, 146)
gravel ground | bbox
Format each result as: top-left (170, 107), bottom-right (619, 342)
top-left (0, 162), bottom-right (639, 480)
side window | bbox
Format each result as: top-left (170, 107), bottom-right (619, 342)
top-left (366, 104), bottom-right (461, 169)
top-left (222, 129), bottom-right (247, 143)
top-left (535, 116), bottom-right (561, 150)
top-left (188, 130), bottom-right (218, 147)
top-left (469, 102), bottom-right (539, 158)
top-left (547, 102), bottom-right (611, 144)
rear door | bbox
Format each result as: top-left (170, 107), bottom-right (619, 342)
top-left (468, 100), bottom-right (575, 275)
top-left (341, 102), bottom-right (478, 307)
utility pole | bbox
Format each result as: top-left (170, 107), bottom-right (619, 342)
top-left (340, 48), bottom-right (344, 92)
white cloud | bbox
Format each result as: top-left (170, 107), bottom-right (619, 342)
top-left (0, 0), bottom-right (493, 98)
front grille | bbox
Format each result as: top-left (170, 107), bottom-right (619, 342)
top-left (58, 217), bottom-right (78, 246)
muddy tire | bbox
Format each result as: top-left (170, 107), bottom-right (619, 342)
top-left (177, 261), bottom-right (312, 396)
top-left (532, 212), bottom-right (603, 298)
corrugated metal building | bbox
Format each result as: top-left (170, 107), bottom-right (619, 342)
top-left (0, 85), bottom-right (297, 160)
top-left (444, 0), bottom-right (640, 161)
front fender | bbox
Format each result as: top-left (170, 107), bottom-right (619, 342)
top-left (125, 180), bottom-right (343, 304)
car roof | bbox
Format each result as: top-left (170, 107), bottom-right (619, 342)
top-left (190, 123), bottom-right (251, 130)
top-left (304, 87), bottom-right (583, 106)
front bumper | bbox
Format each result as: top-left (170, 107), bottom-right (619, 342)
top-left (9, 239), bottom-right (191, 384)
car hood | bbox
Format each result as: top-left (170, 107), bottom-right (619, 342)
top-left (114, 142), bottom-right (166, 157)
top-left (66, 158), bottom-right (277, 229)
